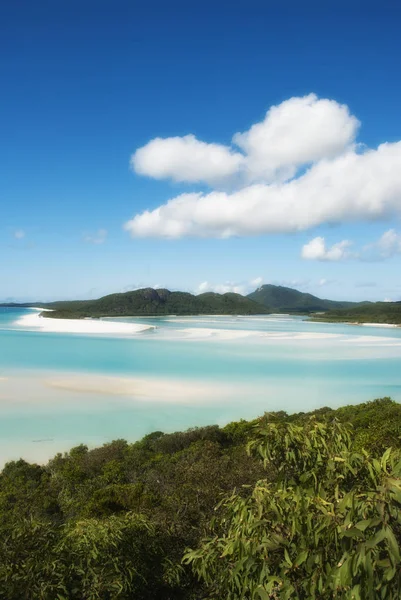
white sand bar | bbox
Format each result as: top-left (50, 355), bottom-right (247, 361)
top-left (360, 323), bottom-right (399, 328)
top-left (0, 371), bottom-right (256, 408)
top-left (179, 328), bottom-right (341, 341)
top-left (43, 373), bottom-right (238, 404)
top-left (13, 309), bottom-right (154, 335)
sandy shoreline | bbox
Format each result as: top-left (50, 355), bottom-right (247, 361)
top-left (13, 309), bottom-right (154, 335)
top-left (9, 309), bottom-right (401, 340)
top-left (0, 369), bottom-right (261, 409)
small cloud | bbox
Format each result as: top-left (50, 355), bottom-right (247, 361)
top-left (197, 281), bottom-right (211, 293)
top-left (317, 278), bottom-right (336, 287)
top-left (301, 236), bottom-right (353, 261)
top-left (303, 229), bottom-right (401, 264)
top-left (250, 276), bottom-right (263, 288)
top-left (363, 229), bottom-right (401, 260)
top-left (119, 282), bottom-right (163, 293)
top-left (83, 229), bottom-right (108, 245)
top-left (196, 281), bottom-right (246, 295)
top-left (383, 298), bottom-right (393, 302)
top-left (14, 229), bottom-right (25, 240)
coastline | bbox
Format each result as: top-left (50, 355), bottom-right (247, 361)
top-left (10, 310), bottom-right (401, 341)
top-left (309, 318), bottom-right (400, 328)
top-left (13, 309), bottom-right (154, 335)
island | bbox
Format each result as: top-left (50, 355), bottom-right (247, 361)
top-left (310, 301), bottom-right (401, 325)
top-left (31, 288), bottom-right (271, 319)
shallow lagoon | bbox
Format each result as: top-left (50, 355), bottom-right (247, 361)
top-left (1, 307), bottom-right (401, 465)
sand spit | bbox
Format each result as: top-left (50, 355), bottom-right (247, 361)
top-left (13, 309), bottom-right (154, 336)
top-left (42, 373), bottom-right (238, 404)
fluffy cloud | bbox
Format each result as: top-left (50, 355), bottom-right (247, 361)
top-left (131, 94), bottom-right (358, 186)
top-left (14, 229), bottom-right (25, 239)
top-left (131, 135), bottom-right (244, 185)
top-left (301, 237), bottom-right (353, 261)
top-left (233, 94), bottom-right (359, 183)
top-left (125, 94), bottom-right (401, 238)
top-left (83, 229), bottom-right (108, 244)
top-left (126, 141), bottom-right (401, 236)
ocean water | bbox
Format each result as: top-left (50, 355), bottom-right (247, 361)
top-left (1, 307), bottom-right (401, 465)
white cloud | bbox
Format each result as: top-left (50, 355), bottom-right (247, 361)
top-left (196, 281), bottom-right (246, 295)
top-left (14, 229), bottom-right (25, 239)
top-left (130, 94), bottom-right (358, 187)
top-left (196, 278), bottom-right (337, 296)
top-left (233, 94), bottom-right (359, 183)
top-left (125, 95), bottom-right (401, 238)
top-left (366, 229), bottom-right (401, 259)
top-left (303, 229), bottom-right (401, 263)
top-left (83, 229), bottom-right (108, 244)
top-left (301, 236), bottom-right (353, 261)
top-left (131, 135), bottom-right (244, 185)
top-left (250, 276), bottom-right (263, 288)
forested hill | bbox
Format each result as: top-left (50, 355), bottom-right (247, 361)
top-left (312, 300), bottom-right (401, 324)
top-left (1, 397), bottom-right (401, 598)
top-left (247, 284), bottom-right (358, 313)
top-left (39, 287), bottom-right (270, 318)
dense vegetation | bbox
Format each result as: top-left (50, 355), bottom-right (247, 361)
top-left (311, 301), bottom-right (401, 325)
top-left (248, 284), bottom-right (359, 313)
top-left (36, 288), bottom-right (270, 319)
top-left (1, 397), bottom-right (401, 598)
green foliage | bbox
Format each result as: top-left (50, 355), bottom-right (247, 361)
top-left (185, 418), bottom-right (401, 599)
top-left (38, 287), bottom-right (270, 319)
top-left (1, 398), bottom-right (401, 598)
top-left (312, 302), bottom-right (401, 324)
top-left (0, 513), bottom-right (165, 599)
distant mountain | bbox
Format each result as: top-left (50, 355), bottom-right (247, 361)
top-left (32, 288), bottom-right (270, 318)
top-left (247, 284), bottom-right (358, 313)
top-left (313, 301), bottom-right (401, 325)
top-left (0, 302), bottom-right (38, 307)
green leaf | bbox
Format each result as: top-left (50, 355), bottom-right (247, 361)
top-left (341, 527), bottom-right (365, 539)
top-left (294, 550), bottom-right (308, 567)
top-left (384, 527), bottom-right (400, 562)
top-left (284, 547), bottom-right (293, 567)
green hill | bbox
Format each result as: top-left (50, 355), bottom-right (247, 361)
top-left (247, 284), bottom-right (358, 313)
top-left (312, 301), bottom-right (401, 324)
top-left (41, 288), bottom-right (270, 318)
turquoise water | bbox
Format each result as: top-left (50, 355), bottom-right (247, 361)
top-left (1, 307), bottom-right (401, 464)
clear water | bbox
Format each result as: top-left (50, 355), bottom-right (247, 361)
top-left (1, 307), bottom-right (401, 465)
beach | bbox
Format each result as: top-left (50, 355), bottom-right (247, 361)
top-left (13, 308), bottom-right (154, 335)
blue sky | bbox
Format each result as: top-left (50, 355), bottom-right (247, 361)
top-left (1, 0), bottom-right (401, 302)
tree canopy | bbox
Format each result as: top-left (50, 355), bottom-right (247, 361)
top-left (1, 398), bottom-right (401, 598)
